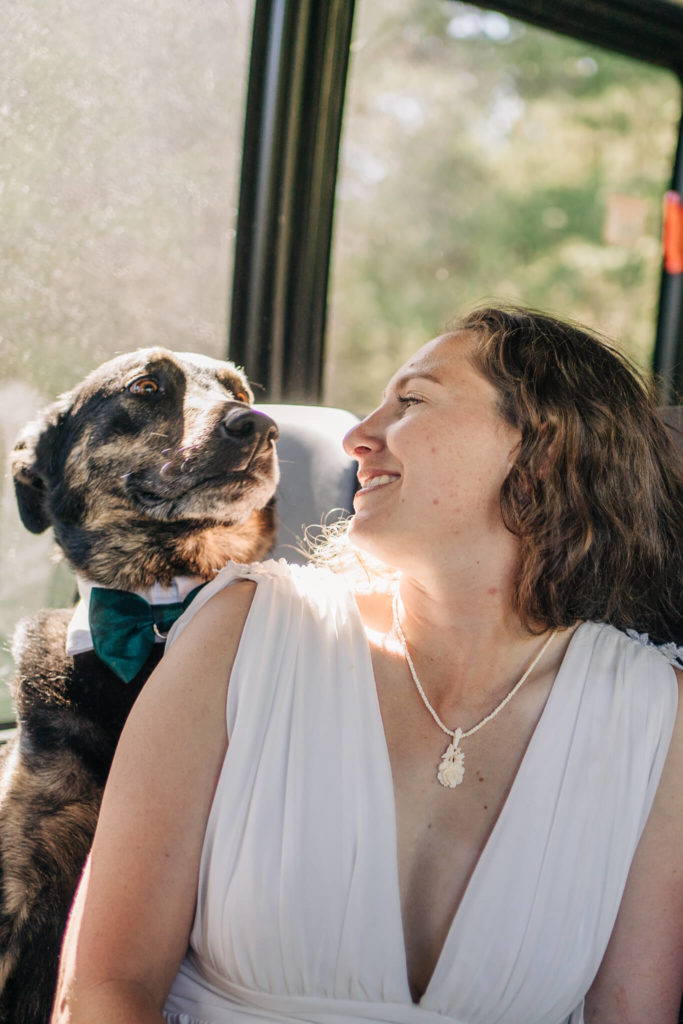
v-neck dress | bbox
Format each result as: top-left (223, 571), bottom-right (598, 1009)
top-left (162, 560), bottom-right (677, 1024)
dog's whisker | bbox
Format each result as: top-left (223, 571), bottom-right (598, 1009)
top-left (178, 442), bottom-right (202, 456)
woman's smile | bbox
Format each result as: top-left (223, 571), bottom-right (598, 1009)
top-left (356, 472), bottom-right (401, 495)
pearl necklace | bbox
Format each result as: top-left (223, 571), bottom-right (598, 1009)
top-left (391, 593), bottom-right (558, 788)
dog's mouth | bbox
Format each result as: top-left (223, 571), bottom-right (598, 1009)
top-left (132, 471), bottom-right (250, 508)
top-left (117, 406), bottom-right (280, 524)
top-left (126, 456), bottom-right (279, 522)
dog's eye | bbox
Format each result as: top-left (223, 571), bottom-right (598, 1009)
top-left (234, 391), bottom-right (249, 403)
top-left (128, 377), bottom-right (159, 395)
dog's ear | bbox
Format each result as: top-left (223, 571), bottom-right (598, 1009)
top-left (10, 400), bottom-right (68, 534)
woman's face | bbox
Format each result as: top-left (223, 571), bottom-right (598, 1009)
top-left (343, 331), bottom-right (521, 571)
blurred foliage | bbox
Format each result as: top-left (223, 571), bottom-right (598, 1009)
top-left (324, 0), bottom-right (681, 414)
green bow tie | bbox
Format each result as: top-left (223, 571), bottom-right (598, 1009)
top-left (88, 585), bottom-right (205, 683)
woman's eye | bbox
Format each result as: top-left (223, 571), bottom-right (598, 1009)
top-left (128, 377), bottom-right (159, 395)
top-left (397, 394), bottom-right (422, 407)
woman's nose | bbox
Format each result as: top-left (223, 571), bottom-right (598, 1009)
top-left (343, 409), bottom-right (383, 458)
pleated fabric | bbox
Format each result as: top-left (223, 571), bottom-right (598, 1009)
top-left (163, 560), bottom-right (677, 1024)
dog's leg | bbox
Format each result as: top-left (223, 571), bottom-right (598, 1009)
top-left (0, 737), bottom-right (100, 1024)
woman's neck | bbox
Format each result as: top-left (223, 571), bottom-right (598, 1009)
top-left (356, 566), bottom-right (563, 717)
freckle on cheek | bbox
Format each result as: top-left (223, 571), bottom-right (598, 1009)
top-left (487, 587), bottom-right (498, 596)
top-left (433, 498), bottom-right (439, 506)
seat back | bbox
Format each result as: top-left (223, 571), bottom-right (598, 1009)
top-left (257, 405), bottom-right (359, 564)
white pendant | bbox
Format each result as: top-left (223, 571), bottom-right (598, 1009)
top-left (437, 731), bottom-right (465, 789)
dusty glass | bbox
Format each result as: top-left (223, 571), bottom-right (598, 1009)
top-left (0, 0), bottom-right (255, 717)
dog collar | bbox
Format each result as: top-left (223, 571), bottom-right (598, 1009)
top-left (66, 574), bottom-right (207, 661)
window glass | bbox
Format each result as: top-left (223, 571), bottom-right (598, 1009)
top-left (0, 0), bottom-right (254, 718)
top-left (325, 0), bottom-right (681, 415)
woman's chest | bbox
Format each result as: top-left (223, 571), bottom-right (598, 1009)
top-left (371, 647), bottom-right (554, 999)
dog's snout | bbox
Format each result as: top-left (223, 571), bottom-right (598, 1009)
top-left (220, 408), bottom-right (279, 447)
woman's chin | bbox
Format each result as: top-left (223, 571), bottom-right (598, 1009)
top-left (348, 518), bottom-right (401, 566)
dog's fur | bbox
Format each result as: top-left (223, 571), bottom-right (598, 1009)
top-left (0, 348), bottom-right (279, 1023)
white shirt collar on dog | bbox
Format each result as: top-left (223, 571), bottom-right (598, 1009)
top-left (66, 574), bottom-right (207, 656)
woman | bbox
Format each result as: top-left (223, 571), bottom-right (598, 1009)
top-left (53, 307), bottom-right (682, 1023)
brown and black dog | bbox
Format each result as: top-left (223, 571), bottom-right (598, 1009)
top-left (0, 348), bottom-right (279, 1023)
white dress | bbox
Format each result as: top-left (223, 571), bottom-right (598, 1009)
top-left (162, 560), bottom-right (677, 1024)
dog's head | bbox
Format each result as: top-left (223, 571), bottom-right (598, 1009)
top-left (11, 348), bottom-right (280, 587)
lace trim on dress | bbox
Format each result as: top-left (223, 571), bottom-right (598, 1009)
top-left (625, 629), bottom-right (683, 669)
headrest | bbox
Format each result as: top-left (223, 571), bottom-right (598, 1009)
top-left (256, 404), bottom-right (359, 564)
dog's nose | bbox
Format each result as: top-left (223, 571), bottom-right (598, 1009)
top-left (220, 407), bottom-right (279, 447)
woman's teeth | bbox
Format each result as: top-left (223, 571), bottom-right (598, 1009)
top-left (365, 474), bottom-right (397, 490)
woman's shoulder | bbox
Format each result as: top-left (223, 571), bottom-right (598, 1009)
top-left (207, 556), bottom-right (342, 588)
top-left (577, 620), bottom-right (683, 672)
top-left (572, 623), bottom-right (680, 750)
top-left (619, 626), bottom-right (683, 672)
top-left (167, 559), bottom-right (352, 648)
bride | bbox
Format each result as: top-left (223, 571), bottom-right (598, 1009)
top-left (53, 306), bottom-right (682, 1024)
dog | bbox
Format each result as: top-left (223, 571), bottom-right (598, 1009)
top-left (0, 347), bottom-right (279, 1023)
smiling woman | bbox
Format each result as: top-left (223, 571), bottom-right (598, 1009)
top-left (52, 305), bottom-right (683, 1024)
top-left (345, 306), bottom-right (682, 645)
top-left (344, 331), bottom-right (522, 579)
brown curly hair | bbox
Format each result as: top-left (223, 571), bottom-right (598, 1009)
top-left (457, 306), bottom-right (683, 645)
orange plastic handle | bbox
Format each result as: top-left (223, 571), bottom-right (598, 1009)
top-left (663, 190), bottom-right (683, 274)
